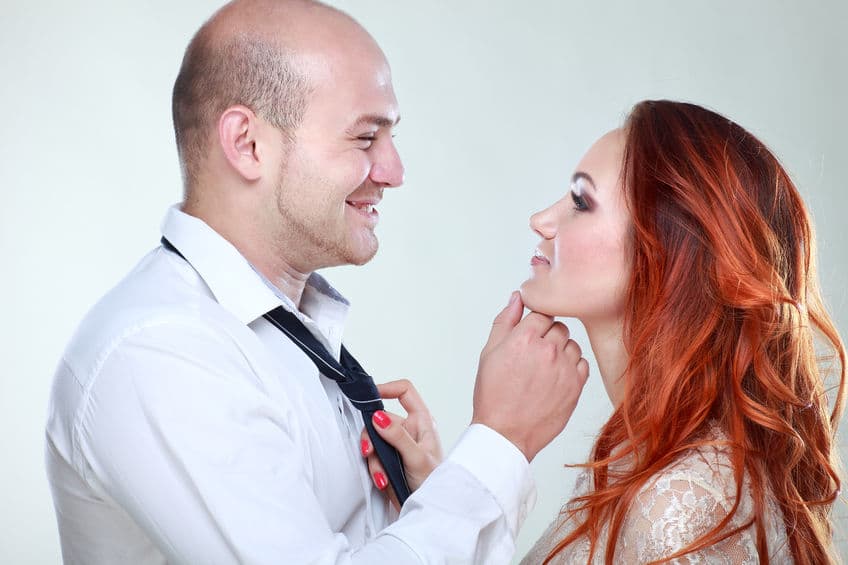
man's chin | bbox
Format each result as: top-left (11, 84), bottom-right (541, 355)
top-left (345, 233), bottom-right (379, 266)
top-left (329, 239), bottom-right (378, 268)
top-left (348, 245), bottom-right (379, 266)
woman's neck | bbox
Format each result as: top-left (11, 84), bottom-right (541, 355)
top-left (583, 318), bottom-right (628, 408)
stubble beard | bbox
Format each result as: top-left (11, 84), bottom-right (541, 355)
top-left (274, 162), bottom-right (378, 269)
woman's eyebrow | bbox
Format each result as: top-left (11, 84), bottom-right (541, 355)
top-left (571, 171), bottom-right (597, 190)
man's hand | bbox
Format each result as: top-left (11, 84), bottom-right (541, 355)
top-left (360, 379), bottom-right (443, 510)
top-left (473, 291), bottom-right (589, 462)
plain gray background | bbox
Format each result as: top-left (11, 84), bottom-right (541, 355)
top-left (1, 1), bottom-right (845, 562)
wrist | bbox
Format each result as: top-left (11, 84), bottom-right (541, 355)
top-left (470, 418), bottom-right (533, 462)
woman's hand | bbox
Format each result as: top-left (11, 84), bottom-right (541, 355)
top-left (359, 379), bottom-right (443, 510)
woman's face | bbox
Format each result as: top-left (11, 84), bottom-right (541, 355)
top-left (520, 129), bottom-right (631, 326)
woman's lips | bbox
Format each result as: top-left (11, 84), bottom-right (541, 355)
top-left (531, 249), bottom-right (550, 266)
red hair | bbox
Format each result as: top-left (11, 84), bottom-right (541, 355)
top-left (546, 100), bottom-right (846, 564)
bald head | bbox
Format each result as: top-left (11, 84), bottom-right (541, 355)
top-left (171, 0), bottom-right (373, 190)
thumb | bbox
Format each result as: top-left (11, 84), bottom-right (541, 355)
top-left (487, 291), bottom-right (523, 346)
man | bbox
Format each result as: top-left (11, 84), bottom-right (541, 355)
top-left (45, 1), bottom-right (589, 563)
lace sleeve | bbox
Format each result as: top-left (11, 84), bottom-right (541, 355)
top-left (615, 469), bottom-right (759, 564)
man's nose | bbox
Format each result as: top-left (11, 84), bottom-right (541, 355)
top-left (369, 140), bottom-right (404, 188)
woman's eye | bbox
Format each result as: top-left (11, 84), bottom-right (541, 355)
top-left (570, 190), bottom-right (590, 211)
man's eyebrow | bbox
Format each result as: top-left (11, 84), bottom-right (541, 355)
top-left (351, 114), bottom-right (401, 129)
top-left (571, 171), bottom-right (597, 189)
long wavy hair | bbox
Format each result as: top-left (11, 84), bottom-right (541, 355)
top-left (546, 100), bottom-right (846, 564)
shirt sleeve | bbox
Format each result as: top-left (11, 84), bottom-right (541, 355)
top-left (616, 469), bottom-right (759, 564)
top-left (375, 425), bottom-right (536, 565)
top-left (74, 318), bottom-right (534, 564)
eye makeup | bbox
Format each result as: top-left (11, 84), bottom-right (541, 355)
top-left (570, 189), bottom-right (590, 211)
top-left (570, 174), bottom-right (594, 211)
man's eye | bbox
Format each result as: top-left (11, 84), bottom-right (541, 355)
top-left (357, 135), bottom-right (376, 148)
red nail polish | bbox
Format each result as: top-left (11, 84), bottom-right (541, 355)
top-left (360, 438), bottom-right (369, 456)
top-left (374, 472), bottom-right (388, 490)
top-left (373, 410), bottom-right (391, 429)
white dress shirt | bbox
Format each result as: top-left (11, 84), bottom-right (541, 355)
top-left (46, 206), bottom-right (535, 564)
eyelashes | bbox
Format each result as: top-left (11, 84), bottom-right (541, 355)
top-left (354, 130), bottom-right (398, 151)
top-left (356, 135), bottom-right (375, 149)
top-left (570, 188), bottom-right (590, 211)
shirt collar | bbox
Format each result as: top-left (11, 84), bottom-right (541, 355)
top-left (160, 205), bottom-right (350, 334)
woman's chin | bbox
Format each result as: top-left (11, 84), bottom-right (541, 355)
top-left (519, 284), bottom-right (584, 320)
top-left (519, 284), bottom-right (558, 317)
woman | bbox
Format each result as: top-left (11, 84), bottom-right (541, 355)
top-left (362, 99), bottom-right (845, 563)
top-left (519, 100), bottom-right (845, 564)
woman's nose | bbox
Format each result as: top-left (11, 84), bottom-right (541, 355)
top-left (530, 204), bottom-right (558, 239)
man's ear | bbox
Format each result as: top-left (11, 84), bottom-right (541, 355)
top-left (217, 105), bottom-right (263, 181)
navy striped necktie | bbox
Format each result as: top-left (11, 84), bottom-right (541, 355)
top-left (161, 237), bottom-right (411, 506)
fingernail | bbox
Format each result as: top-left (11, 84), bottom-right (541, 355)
top-left (360, 438), bottom-right (369, 456)
top-left (373, 410), bottom-right (391, 429)
top-left (508, 291), bottom-right (518, 305)
top-left (374, 472), bottom-right (388, 490)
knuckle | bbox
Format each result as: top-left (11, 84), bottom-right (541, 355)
top-left (577, 359), bottom-right (590, 382)
top-left (517, 325), bottom-right (535, 344)
top-left (542, 341), bottom-right (558, 362)
top-left (386, 423), bottom-right (405, 439)
top-left (553, 321), bottom-right (569, 337)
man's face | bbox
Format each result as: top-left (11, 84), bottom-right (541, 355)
top-left (273, 43), bottom-right (403, 270)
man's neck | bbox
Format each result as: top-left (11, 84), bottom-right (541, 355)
top-left (181, 201), bottom-right (311, 309)
top-left (253, 255), bottom-right (311, 309)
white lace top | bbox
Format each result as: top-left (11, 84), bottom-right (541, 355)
top-left (521, 439), bottom-right (792, 564)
